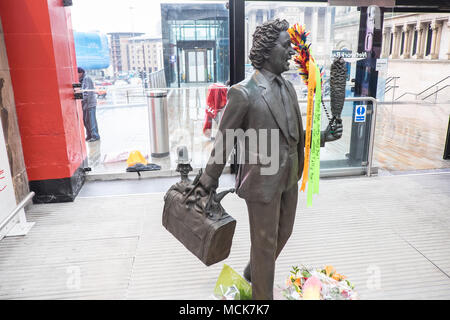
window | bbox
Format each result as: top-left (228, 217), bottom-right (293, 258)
top-left (400, 31), bottom-right (405, 55)
top-left (389, 33), bottom-right (393, 55)
top-left (304, 7), bottom-right (312, 28)
top-left (317, 7), bottom-right (326, 40)
top-left (425, 24), bottom-right (432, 56)
top-left (412, 29), bottom-right (418, 55)
top-left (256, 10), bottom-right (264, 25)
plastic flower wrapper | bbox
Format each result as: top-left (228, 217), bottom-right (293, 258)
top-left (212, 264), bottom-right (252, 300)
top-left (281, 265), bottom-right (358, 300)
top-left (212, 284), bottom-right (240, 300)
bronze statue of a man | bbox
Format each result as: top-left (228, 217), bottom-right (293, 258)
top-left (198, 19), bottom-right (343, 299)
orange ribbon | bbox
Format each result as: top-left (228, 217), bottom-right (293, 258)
top-left (300, 60), bottom-right (316, 192)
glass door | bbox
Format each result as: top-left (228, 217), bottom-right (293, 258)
top-left (185, 49), bottom-right (207, 83)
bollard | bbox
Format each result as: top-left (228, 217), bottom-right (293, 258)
top-left (444, 115), bottom-right (450, 160)
top-left (147, 90), bottom-right (169, 158)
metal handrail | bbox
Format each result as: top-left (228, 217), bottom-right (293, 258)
top-left (385, 85), bottom-right (399, 93)
top-left (422, 85), bottom-right (450, 101)
top-left (0, 192), bottom-right (35, 231)
top-left (417, 75), bottom-right (449, 97)
top-left (298, 96), bottom-right (378, 177)
top-left (385, 76), bottom-right (400, 85)
top-left (395, 92), bottom-right (418, 100)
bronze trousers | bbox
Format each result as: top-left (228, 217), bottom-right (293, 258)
top-left (245, 182), bottom-right (299, 300)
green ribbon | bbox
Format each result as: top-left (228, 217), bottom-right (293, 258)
top-left (307, 68), bottom-right (322, 207)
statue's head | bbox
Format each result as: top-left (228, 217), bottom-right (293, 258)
top-left (249, 19), bottom-right (295, 75)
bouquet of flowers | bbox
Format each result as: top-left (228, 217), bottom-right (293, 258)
top-left (281, 265), bottom-right (358, 300)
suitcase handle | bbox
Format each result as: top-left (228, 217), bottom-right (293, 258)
top-left (204, 188), bottom-right (235, 220)
top-left (181, 170), bottom-right (235, 219)
top-left (181, 169), bottom-right (204, 203)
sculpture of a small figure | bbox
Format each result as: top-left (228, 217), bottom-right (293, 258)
top-left (196, 19), bottom-right (343, 299)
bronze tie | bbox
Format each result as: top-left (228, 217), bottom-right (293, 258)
top-left (275, 76), bottom-right (299, 141)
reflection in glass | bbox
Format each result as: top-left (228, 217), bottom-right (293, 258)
top-left (161, 2), bottom-right (229, 87)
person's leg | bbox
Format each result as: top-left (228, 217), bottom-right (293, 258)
top-left (82, 108), bottom-right (91, 141)
top-left (246, 195), bottom-right (281, 300)
top-left (275, 183), bottom-right (299, 259)
top-left (88, 107), bottom-right (100, 140)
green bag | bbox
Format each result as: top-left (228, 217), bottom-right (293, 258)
top-left (213, 264), bottom-right (252, 300)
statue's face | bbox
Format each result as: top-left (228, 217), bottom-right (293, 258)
top-left (265, 31), bottom-right (296, 75)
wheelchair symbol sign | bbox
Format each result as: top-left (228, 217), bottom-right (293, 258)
top-left (355, 105), bottom-right (366, 122)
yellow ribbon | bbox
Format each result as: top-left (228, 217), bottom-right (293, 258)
top-left (300, 60), bottom-right (316, 192)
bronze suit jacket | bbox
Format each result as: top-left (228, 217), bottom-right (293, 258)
top-left (200, 69), bottom-right (324, 203)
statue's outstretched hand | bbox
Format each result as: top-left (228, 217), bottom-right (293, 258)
top-left (324, 122), bottom-right (343, 142)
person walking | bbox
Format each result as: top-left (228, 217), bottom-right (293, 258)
top-left (78, 67), bottom-right (100, 142)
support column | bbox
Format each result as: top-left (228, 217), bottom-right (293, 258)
top-left (402, 24), bottom-right (412, 59)
top-left (447, 20), bottom-right (450, 60)
top-left (392, 26), bottom-right (400, 58)
top-left (300, 7), bottom-right (305, 26)
top-left (416, 22), bottom-right (425, 59)
top-left (430, 20), bottom-right (439, 59)
top-left (431, 20), bottom-right (443, 60)
top-left (381, 27), bottom-right (390, 58)
top-left (312, 7), bottom-right (318, 44)
top-left (0, 0), bottom-right (87, 203)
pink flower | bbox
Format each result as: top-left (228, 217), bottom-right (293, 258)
top-left (302, 276), bottom-right (322, 300)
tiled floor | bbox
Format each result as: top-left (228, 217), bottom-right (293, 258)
top-left (0, 172), bottom-right (449, 299)
top-left (373, 102), bottom-right (450, 172)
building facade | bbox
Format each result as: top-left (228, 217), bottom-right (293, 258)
top-left (245, 2), bottom-right (340, 89)
top-left (126, 35), bottom-right (163, 74)
top-left (381, 12), bottom-right (450, 102)
top-left (107, 32), bottom-right (144, 76)
top-left (245, 2), bottom-right (335, 65)
top-left (160, 2), bottom-right (229, 87)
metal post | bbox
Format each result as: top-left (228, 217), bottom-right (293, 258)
top-left (366, 97), bottom-right (378, 177)
top-left (147, 90), bottom-right (170, 158)
top-left (229, 0), bottom-right (245, 85)
top-left (392, 76), bottom-right (397, 106)
top-left (444, 115), bottom-right (450, 160)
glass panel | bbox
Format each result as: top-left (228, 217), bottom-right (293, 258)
top-left (71, 0), bottom-right (230, 173)
top-left (188, 51), bottom-right (197, 82)
top-left (161, 2), bottom-right (230, 87)
top-left (196, 50), bottom-right (206, 82)
top-left (245, 2), bottom-right (393, 174)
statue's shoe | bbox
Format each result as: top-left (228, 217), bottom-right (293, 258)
top-left (243, 262), bottom-right (251, 283)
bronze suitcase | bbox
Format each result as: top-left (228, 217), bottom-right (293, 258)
top-left (162, 172), bottom-right (236, 266)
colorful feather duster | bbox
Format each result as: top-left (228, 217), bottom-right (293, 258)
top-left (287, 23), bottom-right (323, 86)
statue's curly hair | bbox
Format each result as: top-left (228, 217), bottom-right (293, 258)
top-left (249, 19), bottom-right (290, 70)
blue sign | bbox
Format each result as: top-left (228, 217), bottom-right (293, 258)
top-left (74, 31), bottom-right (110, 70)
top-left (354, 105), bottom-right (366, 122)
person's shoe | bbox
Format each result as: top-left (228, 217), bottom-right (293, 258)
top-left (87, 138), bottom-right (99, 142)
top-left (243, 262), bottom-right (251, 283)
top-left (85, 137), bottom-right (91, 141)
